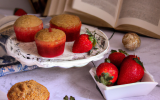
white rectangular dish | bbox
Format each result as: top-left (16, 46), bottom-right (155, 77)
top-left (89, 67), bottom-right (158, 100)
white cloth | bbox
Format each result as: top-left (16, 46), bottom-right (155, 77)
top-left (0, 28), bottom-right (160, 100)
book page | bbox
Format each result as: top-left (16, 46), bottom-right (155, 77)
top-left (43, 0), bottom-right (66, 16)
top-left (55, 0), bottom-right (66, 15)
top-left (116, 0), bottom-right (160, 37)
top-left (71, 0), bottom-right (120, 27)
top-left (64, 0), bottom-right (107, 27)
top-left (43, 0), bottom-right (51, 16)
top-left (47, 0), bottom-right (59, 16)
top-left (62, 0), bottom-right (111, 27)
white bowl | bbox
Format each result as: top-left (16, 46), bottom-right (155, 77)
top-left (89, 67), bottom-right (158, 100)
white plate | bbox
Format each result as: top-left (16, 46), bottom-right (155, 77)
top-left (5, 25), bottom-right (110, 68)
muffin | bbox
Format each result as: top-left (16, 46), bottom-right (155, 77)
top-left (35, 28), bottom-right (66, 58)
top-left (7, 80), bottom-right (50, 100)
top-left (14, 15), bottom-right (43, 42)
top-left (50, 14), bottom-right (82, 42)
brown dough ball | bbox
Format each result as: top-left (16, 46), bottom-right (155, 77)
top-left (122, 33), bottom-right (141, 51)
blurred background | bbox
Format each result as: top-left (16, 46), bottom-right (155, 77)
top-left (0, 0), bottom-right (48, 16)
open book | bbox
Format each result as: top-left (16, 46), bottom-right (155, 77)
top-left (43, 0), bottom-right (160, 39)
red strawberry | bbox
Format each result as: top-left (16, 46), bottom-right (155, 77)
top-left (14, 8), bottom-right (27, 16)
top-left (95, 58), bottom-right (119, 86)
top-left (72, 28), bottom-right (97, 53)
top-left (72, 34), bottom-right (92, 53)
top-left (117, 56), bottom-right (144, 85)
top-left (125, 55), bottom-right (140, 60)
top-left (108, 49), bottom-right (128, 67)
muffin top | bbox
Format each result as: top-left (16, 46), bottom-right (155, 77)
top-left (7, 80), bottom-right (50, 100)
top-left (35, 28), bottom-right (66, 42)
top-left (14, 15), bottom-right (42, 27)
top-left (50, 14), bottom-right (81, 28)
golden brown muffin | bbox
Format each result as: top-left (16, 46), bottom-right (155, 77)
top-left (50, 14), bottom-right (82, 42)
top-left (14, 15), bottom-right (43, 42)
top-left (14, 15), bottom-right (42, 27)
top-left (35, 28), bottom-right (66, 58)
top-left (35, 28), bottom-right (66, 42)
top-left (7, 80), bottom-right (50, 100)
top-left (50, 14), bottom-right (81, 28)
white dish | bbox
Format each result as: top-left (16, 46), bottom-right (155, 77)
top-left (5, 25), bottom-right (110, 68)
top-left (0, 90), bottom-right (7, 100)
top-left (89, 67), bottom-right (158, 100)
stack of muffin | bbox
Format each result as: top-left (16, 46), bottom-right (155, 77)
top-left (14, 14), bottom-right (82, 58)
top-left (9, 14), bottom-right (83, 100)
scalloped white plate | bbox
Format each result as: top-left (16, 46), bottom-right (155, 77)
top-left (5, 24), bottom-right (110, 68)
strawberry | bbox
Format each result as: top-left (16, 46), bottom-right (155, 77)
top-left (108, 49), bottom-right (128, 67)
top-left (14, 8), bottom-right (27, 16)
top-left (95, 58), bottom-right (119, 86)
top-left (117, 56), bottom-right (144, 85)
top-left (72, 28), bottom-right (98, 53)
top-left (72, 34), bottom-right (92, 53)
top-left (125, 55), bottom-right (140, 60)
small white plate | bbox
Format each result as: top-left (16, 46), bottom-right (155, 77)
top-left (5, 25), bottom-right (110, 68)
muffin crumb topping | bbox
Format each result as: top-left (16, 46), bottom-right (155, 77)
top-left (14, 15), bottom-right (42, 27)
top-left (35, 28), bottom-right (66, 42)
top-left (50, 14), bottom-right (81, 28)
top-left (7, 80), bottom-right (50, 100)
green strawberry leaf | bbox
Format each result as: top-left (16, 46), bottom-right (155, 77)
top-left (111, 49), bottom-right (128, 55)
top-left (94, 75), bottom-right (100, 82)
top-left (118, 49), bottom-right (129, 55)
top-left (89, 36), bottom-right (94, 43)
top-left (105, 58), bottom-right (111, 63)
top-left (86, 29), bottom-right (97, 47)
top-left (102, 73), bottom-right (109, 79)
top-left (100, 76), bottom-right (107, 85)
top-left (133, 57), bottom-right (145, 70)
top-left (94, 72), bottom-right (113, 86)
top-left (63, 95), bottom-right (68, 100)
top-left (111, 50), bottom-right (117, 53)
top-left (63, 95), bottom-right (75, 100)
top-left (86, 28), bottom-right (92, 35)
top-left (70, 96), bottom-right (75, 100)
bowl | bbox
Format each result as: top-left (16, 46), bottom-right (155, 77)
top-left (89, 67), bottom-right (158, 100)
